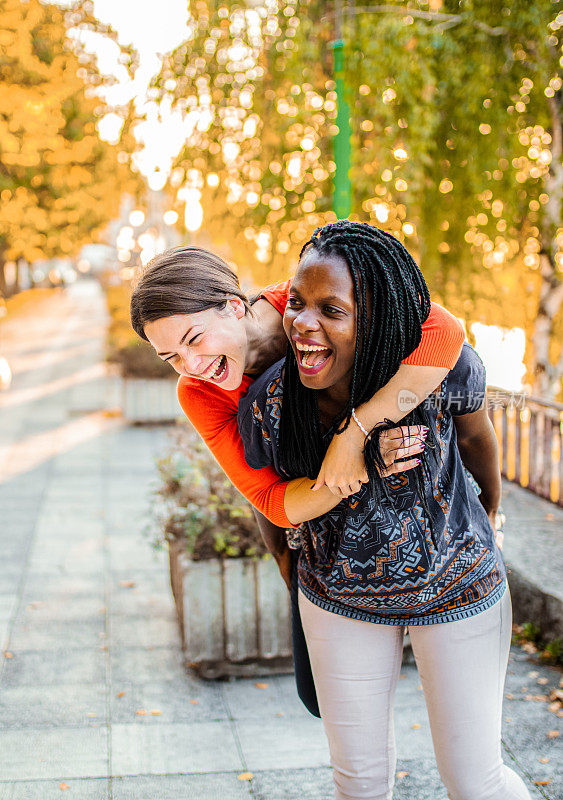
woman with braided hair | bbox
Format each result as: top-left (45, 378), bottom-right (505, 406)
top-left (131, 240), bottom-right (465, 718)
top-left (238, 221), bottom-right (530, 800)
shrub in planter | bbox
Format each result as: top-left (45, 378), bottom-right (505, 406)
top-left (149, 426), bottom-right (292, 678)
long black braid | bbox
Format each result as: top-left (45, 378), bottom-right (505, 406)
top-left (278, 220), bottom-right (442, 553)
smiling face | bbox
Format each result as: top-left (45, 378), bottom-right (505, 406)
top-left (283, 252), bottom-right (357, 399)
top-left (143, 298), bottom-right (248, 391)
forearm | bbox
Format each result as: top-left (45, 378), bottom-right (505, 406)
top-left (457, 432), bottom-right (502, 514)
top-left (284, 477), bottom-right (342, 525)
top-left (352, 364), bottom-right (447, 430)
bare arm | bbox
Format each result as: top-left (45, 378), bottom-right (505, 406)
top-left (454, 403), bottom-right (501, 527)
top-left (314, 301), bottom-right (465, 495)
top-left (283, 425), bottom-right (427, 524)
top-left (312, 364), bottom-right (447, 494)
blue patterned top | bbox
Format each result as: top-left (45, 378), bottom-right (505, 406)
top-left (238, 344), bottom-right (506, 625)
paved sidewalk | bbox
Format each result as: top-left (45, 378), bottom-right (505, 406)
top-left (0, 281), bottom-right (561, 799)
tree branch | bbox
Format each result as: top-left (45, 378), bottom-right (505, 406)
top-left (345, 5), bottom-right (507, 35)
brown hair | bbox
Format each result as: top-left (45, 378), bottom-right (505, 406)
top-left (130, 246), bottom-right (251, 341)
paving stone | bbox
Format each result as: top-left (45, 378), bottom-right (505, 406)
top-left (109, 615), bottom-right (179, 649)
top-left (22, 574), bottom-right (105, 599)
top-left (223, 676), bottom-right (301, 721)
top-left (0, 648), bottom-right (107, 688)
top-left (109, 588), bottom-right (172, 618)
top-left (110, 569), bottom-right (171, 595)
top-left (0, 778), bottom-right (109, 799)
top-left (235, 716), bottom-right (329, 771)
top-left (0, 684), bottom-right (106, 728)
top-left (0, 726), bottom-right (108, 780)
top-left (109, 678), bottom-right (228, 724)
top-left (111, 772), bottom-right (251, 799)
top-left (109, 646), bottom-right (187, 685)
top-left (110, 721), bottom-right (244, 775)
top-left (17, 595), bottom-right (106, 624)
top-left (8, 619), bottom-right (106, 652)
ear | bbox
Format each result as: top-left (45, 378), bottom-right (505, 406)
top-left (227, 297), bottom-right (246, 320)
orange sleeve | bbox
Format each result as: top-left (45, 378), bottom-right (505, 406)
top-left (258, 279), bottom-right (291, 315)
top-left (401, 302), bottom-right (465, 368)
top-left (177, 379), bottom-right (293, 528)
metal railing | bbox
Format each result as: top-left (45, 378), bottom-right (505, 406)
top-left (487, 387), bottom-right (563, 507)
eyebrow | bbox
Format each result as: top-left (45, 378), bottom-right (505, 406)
top-left (290, 287), bottom-right (352, 307)
top-left (157, 327), bottom-right (195, 357)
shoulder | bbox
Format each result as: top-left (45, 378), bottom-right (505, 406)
top-left (257, 279), bottom-right (291, 315)
top-left (239, 358), bottom-right (285, 417)
top-left (177, 375), bottom-right (240, 428)
top-left (443, 343), bottom-right (487, 415)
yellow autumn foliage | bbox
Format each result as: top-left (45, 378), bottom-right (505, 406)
top-left (0, 0), bottom-right (142, 285)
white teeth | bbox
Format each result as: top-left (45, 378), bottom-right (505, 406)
top-left (295, 343), bottom-right (328, 352)
top-left (206, 356), bottom-right (226, 380)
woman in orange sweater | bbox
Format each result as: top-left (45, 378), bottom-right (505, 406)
top-left (130, 243), bottom-right (465, 714)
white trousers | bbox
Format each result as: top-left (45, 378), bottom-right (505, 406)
top-left (299, 584), bottom-right (531, 800)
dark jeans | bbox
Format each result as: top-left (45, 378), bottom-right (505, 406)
top-left (290, 548), bottom-right (320, 718)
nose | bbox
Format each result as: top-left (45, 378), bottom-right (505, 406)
top-left (178, 346), bottom-right (204, 376)
top-left (293, 307), bottom-right (320, 333)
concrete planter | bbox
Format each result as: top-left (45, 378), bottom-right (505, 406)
top-left (168, 539), bottom-right (293, 678)
top-left (122, 378), bottom-right (180, 424)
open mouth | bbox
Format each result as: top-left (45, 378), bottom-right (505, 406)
top-left (203, 355), bottom-right (229, 383)
top-left (294, 343), bottom-right (333, 375)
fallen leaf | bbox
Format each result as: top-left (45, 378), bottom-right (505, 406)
top-left (3, 652), bottom-right (13, 659)
top-left (539, 757), bottom-right (550, 763)
top-left (136, 709), bottom-right (147, 716)
top-left (276, 712), bottom-right (284, 717)
top-left (537, 678), bottom-right (549, 685)
top-left (399, 674), bottom-right (407, 680)
top-left (86, 713), bottom-right (97, 718)
top-left (549, 689), bottom-right (563, 702)
top-left (255, 682), bottom-right (269, 689)
top-left (505, 718), bottom-right (512, 723)
top-left (396, 771), bottom-right (409, 779)
top-left (522, 643), bottom-right (537, 654)
top-left (417, 684), bottom-right (423, 691)
top-left (412, 723), bottom-right (421, 729)
top-left (521, 686), bottom-right (529, 692)
top-left (59, 784), bottom-right (70, 791)
top-left (189, 699), bottom-right (199, 705)
top-left (119, 580), bottom-right (136, 588)
top-left (116, 691), bottom-right (125, 698)
top-left (528, 671), bottom-right (539, 679)
top-left (505, 693), bottom-right (514, 700)
top-left (150, 710), bottom-right (162, 715)
top-left (524, 695), bottom-right (534, 701)
top-left (237, 772), bottom-right (253, 781)
top-left (548, 702), bottom-right (561, 713)
top-left (547, 730), bottom-right (559, 739)
top-left (534, 780), bottom-right (551, 786)
top-left (544, 513), bottom-right (554, 521)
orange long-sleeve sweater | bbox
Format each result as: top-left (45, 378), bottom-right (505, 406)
top-left (177, 280), bottom-right (465, 528)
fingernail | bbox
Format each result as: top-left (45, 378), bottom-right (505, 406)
top-left (421, 426), bottom-right (429, 432)
top-left (421, 431), bottom-right (428, 439)
top-left (414, 459), bottom-right (421, 465)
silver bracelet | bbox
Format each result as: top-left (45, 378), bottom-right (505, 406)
top-left (351, 407), bottom-right (369, 438)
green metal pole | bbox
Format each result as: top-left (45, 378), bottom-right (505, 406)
top-left (332, 38), bottom-right (352, 219)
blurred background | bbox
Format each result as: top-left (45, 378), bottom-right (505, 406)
top-left (0, 0), bottom-right (561, 398)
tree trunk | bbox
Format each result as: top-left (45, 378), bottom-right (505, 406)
top-left (531, 93), bottom-right (563, 399)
